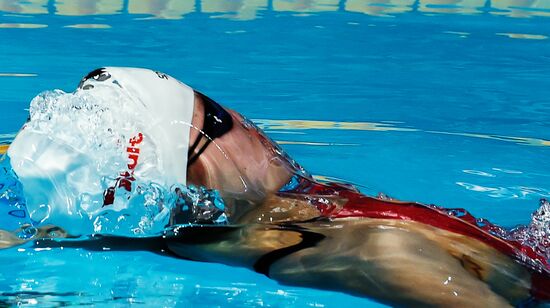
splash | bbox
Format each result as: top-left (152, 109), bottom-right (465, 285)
top-left (0, 151), bottom-right (228, 239)
top-left (2, 89), bottom-right (227, 239)
top-left (432, 199), bottom-right (550, 273)
top-left (0, 155), bottom-right (33, 237)
top-left (509, 199), bottom-right (550, 264)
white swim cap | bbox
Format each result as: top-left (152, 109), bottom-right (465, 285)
top-left (8, 67), bottom-right (195, 235)
top-left (80, 67), bottom-right (195, 185)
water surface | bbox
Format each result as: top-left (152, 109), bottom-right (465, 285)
top-left (1, 0), bottom-right (550, 306)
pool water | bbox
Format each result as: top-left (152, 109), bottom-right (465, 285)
top-left (1, 1), bottom-right (550, 306)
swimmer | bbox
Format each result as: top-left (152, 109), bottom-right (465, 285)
top-left (5, 67), bottom-right (550, 307)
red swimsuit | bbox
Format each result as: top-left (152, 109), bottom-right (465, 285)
top-left (283, 177), bottom-right (550, 300)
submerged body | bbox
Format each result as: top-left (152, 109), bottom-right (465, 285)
top-left (168, 181), bottom-right (549, 307)
top-left (3, 67), bottom-right (550, 307)
top-left (168, 219), bottom-right (530, 307)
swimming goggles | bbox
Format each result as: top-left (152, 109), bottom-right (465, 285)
top-left (187, 92), bottom-right (233, 167)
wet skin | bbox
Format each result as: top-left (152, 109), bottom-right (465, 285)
top-left (167, 218), bottom-right (530, 307)
top-left (0, 93), bottom-right (542, 307)
top-left (171, 94), bottom-right (535, 307)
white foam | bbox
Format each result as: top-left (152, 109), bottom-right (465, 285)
top-left (9, 88), bottom-right (174, 236)
top-left (509, 199), bottom-right (550, 264)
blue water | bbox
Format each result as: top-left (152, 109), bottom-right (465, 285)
top-left (1, 1), bottom-right (550, 306)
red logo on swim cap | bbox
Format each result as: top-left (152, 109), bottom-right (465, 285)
top-left (102, 133), bottom-right (143, 207)
top-left (127, 133), bottom-right (143, 170)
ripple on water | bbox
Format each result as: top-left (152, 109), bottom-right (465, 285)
top-left (256, 119), bottom-right (550, 148)
top-left (0, 73), bottom-right (37, 77)
top-left (462, 169), bottom-right (496, 177)
top-left (64, 24), bottom-right (111, 29)
top-left (0, 23), bottom-right (47, 28)
top-left (456, 182), bottom-right (550, 199)
top-left (491, 168), bottom-right (523, 175)
top-left (496, 33), bottom-right (548, 40)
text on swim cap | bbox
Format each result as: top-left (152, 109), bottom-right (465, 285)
top-left (102, 132), bottom-right (143, 206)
top-left (127, 133), bottom-right (143, 170)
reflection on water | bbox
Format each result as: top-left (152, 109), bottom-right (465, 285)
top-left (0, 133), bottom-right (14, 155)
top-left (492, 0), bottom-right (550, 18)
top-left (496, 32), bottom-right (548, 40)
top-left (418, 0), bottom-right (483, 15)
top-left (443, 30), bottom-right (470, 38)
top-left (55, 0), bottom-right (123, 16)
top-left (463, 169), bottom-right (496, 177)
top-left (0, 0), bottom-right (46, 14)
top-left (426, 130), bottom-right (550, 147)
top-left (201, 0), bottom-right (265, 20)
top-left (0, 23), bottom-right (47, 28)
top-left (257, 119), bottom-right (550, 148)
top-left (129, 0), bottom-right (194, 19)
top-left (274, 0), bottom-right (339, 12)
top-left (255, 119), bottom-right (419, 132)
top-left (64, 23), bottom-right (111, 29)
top-left (0, 0), bottom-right (549, 19)
top-left (345, 0), bottom-right (415, 16)
top-left (0, 73), bottom-right (37, 77)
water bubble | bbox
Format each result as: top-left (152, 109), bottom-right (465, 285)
top-left (509, 199), bottom-right (550, 263)
top-left (3, 89), bottom-right (228, 238)
top-left (0, 155), bottom-right (31, 233)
